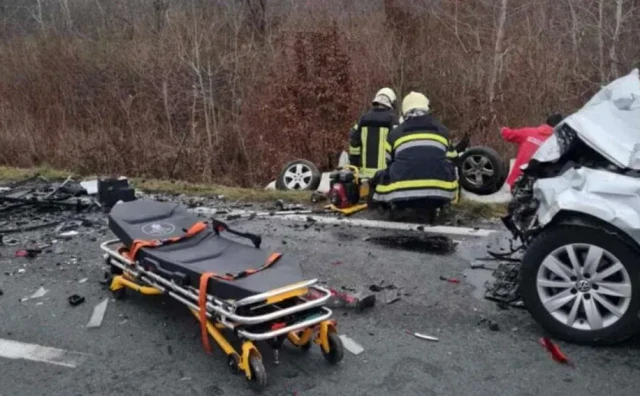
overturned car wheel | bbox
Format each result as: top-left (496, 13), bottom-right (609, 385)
top-left (458, 147), bottom-right (506, 195)
top-left (520, 224), bottom-right (640, 345)
top-left (275, 159), bottom-right (321, 191)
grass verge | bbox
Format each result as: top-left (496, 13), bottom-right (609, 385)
top-left (0, 165), bottom-right (507, 219)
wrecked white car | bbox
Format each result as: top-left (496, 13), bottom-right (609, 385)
top-left (503, 69), bottom-right (640, 345)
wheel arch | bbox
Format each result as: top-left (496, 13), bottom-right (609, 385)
top-left (548, 210), bottom-right (640, 255)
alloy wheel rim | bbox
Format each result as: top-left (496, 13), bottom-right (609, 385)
top-left (284, 164), bottom-right (313, 190)
top-left (536, 243), bottom-right (632, 331)
top-left (461, 155), bottom-right (495, 187)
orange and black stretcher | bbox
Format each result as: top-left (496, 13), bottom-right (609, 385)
top-left (100, 199), bottom-right (343, 392)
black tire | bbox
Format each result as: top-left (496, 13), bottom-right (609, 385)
top-left (227, 353), bottom-right (241, 375)
top-left (520, 224), bottom-right (640, 346)
top-left (458, 147), bottom-right (506, 195)
top-left (275, 159), bottom-right (321, 191)
top-left (321, 332), bottom-right (344, 364)
top-left (247, 355), bottom-right (267, 391)
top-left (105, 274), bottom-right (127, 300)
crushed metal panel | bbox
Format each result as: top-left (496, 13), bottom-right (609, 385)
top-left (561, 68), bottom-right (640, 169)
top-left (534, 167), bottom-right (640, 241)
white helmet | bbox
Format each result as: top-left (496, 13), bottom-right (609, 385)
top-left (401, 91), bottom-right (430, 116)
top-left (372, 87), bottom-right (397, 109)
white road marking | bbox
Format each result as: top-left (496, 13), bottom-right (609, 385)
top-left (0, 338), bottom-right (89, 368)
top-left (190, 207), bottom-right (495, 238)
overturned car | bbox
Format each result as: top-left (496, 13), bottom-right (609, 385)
top-left (503, 69), bottom-right (640, 345)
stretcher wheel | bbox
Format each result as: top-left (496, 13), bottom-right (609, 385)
top-left (227, 353), bottom-right (241, 375)
top-left (105, 274), bottom-right (126, 300)
top-left (299, 340), bottom-right (312, 351)
top-left (247, 356), bottom-right (267, 391)
top-left (322, 332), bottom-right (344, 365)
top-left (112, 286), bottom-right (126, 300)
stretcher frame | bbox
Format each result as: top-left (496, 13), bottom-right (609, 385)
top-left (99, 239), bottom-right (344, 391)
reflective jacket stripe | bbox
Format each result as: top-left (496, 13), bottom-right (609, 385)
top-left (349, 145), bottom-right (361, 155)
top-left (395, 140), bottom-right (447, 154)
top-left (377, 127), bottom-right (388, 170)
top-left (393, 133), bottom-right (449, 150)
top-left (361, 127), bottom-right (369, 170)
top-left (375, 179), bottom-right (458, 194)
top-left (373, 188), bottom-right (456, 202)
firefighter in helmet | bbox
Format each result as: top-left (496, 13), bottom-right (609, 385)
top-left (369, 91), bottom-right (458, 210)
top-left (348, 88), bottom-right (400, 178)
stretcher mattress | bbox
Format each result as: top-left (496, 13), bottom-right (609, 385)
top-left (108, 200), bottom-right (305, 301)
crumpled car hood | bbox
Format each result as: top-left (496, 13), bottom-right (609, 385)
top-left (561, 68), bottom-right (640, 169)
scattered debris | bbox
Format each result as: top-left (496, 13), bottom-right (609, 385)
top-left (540, 337), bottom-right (575, 367)
top-left (384, 289), bottom-right (401, 304)
top-left (59, 230), bottom-right (79, 238)
top-left (79, 180), bottom-right (98, 195)
top-left (17, 268), bottom-right (26, 274)
top-left (87, 298), bottom-right (109, 328)
top-left (331, 260), bottom-right (342, 266)
top-left (439, 276), bottom-right (460, 284)
top-left (367, 233), bottom-right (455, 254)
top-left (368, 281), bottom-right (397, 293)
top-left (478, 318), bottom-right (501, 332)
top-left (484, 262), bottom-right (523, 307)
top-left (68, 294), bottom-right (85, 307)
top-left (339, 335), bottom-right (364, 355)
top-left (78, 278), bottom-right (88, 284)
top-left (274, 199), bottom-right (306, 212)
top-left (406, 330), bottom-right (439, 342)
top-left (15, 249), bottom-right (41, 258)
top-left (328, 288), bottom-right (376, 313)
top-left (21, 286), bottom-right (48, 302)
top-left (0, 289), bottom-right (4, 296)
top-left (1, 237), bottom-right (19, 246)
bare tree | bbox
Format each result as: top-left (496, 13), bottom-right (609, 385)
top-left (488, 0), bottom-right (508, 115)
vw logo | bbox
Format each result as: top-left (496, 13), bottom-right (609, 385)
top-left (575, 279), bottom-right (592, 293)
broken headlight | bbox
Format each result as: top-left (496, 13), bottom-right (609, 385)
top-left (531, 124), bottom-right (577, 163)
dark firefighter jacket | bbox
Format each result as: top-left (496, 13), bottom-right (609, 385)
top-left (348, 107), bottom-right (399, 177)
top-left (372, 112), bottom-right (458, 203)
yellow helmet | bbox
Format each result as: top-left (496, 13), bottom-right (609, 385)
top-left (401, 91), bottom-right (430, 116)
top-left (372, 87), bottom-right (397, 108)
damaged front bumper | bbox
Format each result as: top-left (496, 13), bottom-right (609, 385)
top-left (505, 166), bottom-right (640, 245)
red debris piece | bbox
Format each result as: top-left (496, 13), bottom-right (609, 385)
top-left (539, 337), bottom-right (575, 367)
top-left (439, 276), bottom-right (460, 284)
top-left (331, 261), bottom-right (342, 266)
top-left (14, 249), bottom-right (40, 258)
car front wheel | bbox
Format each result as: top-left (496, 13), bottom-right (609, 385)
top-left (520, 224), bottom-right (640, 345)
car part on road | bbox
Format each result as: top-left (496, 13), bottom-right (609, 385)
top-left (407, 331), bottom-right (439, 342)
top-left (458, 147), bottom-right (507, 196)
top-left (68, 294), bottom-right (85, 307)
top-left (275, 159), bottom-right (322, 191)
top-left (328, 288), bottom-right (376, 312)
top-left (539, 337), bottom-right (574, 367)
top-left (338, 334), bottom-right (363, 355)
top-left (87, 298), bottom-right (109, 328)
top-left (484, 262), bottom-right (523, 307)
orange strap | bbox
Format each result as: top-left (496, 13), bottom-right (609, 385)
top-left (199, 272), bottom-right (214, 354)
top-left (125, 221), bottom-right (208, 261)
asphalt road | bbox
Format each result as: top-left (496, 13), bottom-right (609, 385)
top-left (1, 212), bottom-right (640, 396)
